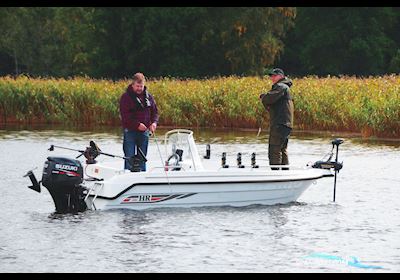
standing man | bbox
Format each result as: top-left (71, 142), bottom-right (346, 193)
top-left (120, 72), bottom-right (159, 171)
top-left (259, 68), bottom-right (294, 170)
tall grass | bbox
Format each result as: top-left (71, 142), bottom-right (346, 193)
top-left (0, 75), bottom-right (399, 138)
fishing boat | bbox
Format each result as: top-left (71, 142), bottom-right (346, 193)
top-left (24, 129), bottom-right (343, 213)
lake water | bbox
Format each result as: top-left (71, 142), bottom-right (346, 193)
top-left (0, 126), bottom-right (399, 272)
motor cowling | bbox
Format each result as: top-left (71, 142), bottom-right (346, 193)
top-left (41, 157), bottom-right (87, 214)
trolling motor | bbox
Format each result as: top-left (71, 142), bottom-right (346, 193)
top-left (24, 141), bottom-right (147, 214)
top-left (311, 138), bottom-right (344, 202)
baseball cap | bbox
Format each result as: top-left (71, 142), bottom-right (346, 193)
top-left (267, 68), bottom-right (285, 76)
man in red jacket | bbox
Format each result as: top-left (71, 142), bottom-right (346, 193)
top-left (120, 73), bottom-right (159, 171)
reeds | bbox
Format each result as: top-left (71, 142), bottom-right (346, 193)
top-left (1, 75), bottom-right (399, 137)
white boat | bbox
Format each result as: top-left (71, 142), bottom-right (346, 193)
top-left (25, 129), bottom-right (343, 213)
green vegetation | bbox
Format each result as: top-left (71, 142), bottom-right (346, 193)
top-left (2, 8), bottom-right (400, 78)
top-left (1, 75), bottom-right (399, 138)
top-left (0, 7), bottom-right (295, 78)
top-left (280, 7), bottom-right (400, 76)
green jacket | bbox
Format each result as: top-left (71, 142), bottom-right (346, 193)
top-left (261, 77), bottom-right (294, 129)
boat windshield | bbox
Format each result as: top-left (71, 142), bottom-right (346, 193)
top-left (164, 129), bottom-right (204, 170)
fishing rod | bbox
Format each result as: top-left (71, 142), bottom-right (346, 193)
top-left (256, 106), bottom-right (269, 137)
top-left (150, 131), bottom-right (172, 189)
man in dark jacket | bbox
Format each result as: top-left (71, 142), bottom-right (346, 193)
top-left (120, 72), bottom-right (159, 171)
top-left (259, 68), bottom-right (294, 170)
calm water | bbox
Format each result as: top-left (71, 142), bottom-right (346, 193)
top-left (0, 126), bottom-right (399, 272)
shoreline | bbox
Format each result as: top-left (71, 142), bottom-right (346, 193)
top-left (1, 121), bottom-right (399, 142)
top-left (1, 75), bottom-right (399, 140)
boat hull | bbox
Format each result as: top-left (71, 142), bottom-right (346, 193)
top-left (85, 177), bottom-right (317, 211)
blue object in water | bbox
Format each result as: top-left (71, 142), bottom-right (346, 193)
top-left (305, 253), bottom-right (383, 270)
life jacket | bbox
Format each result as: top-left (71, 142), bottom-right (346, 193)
top-left (127, 86), bottom-right (151, 111)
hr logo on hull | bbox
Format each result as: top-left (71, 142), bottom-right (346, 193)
top-left (122, 194), bottom-right (169, 203)
top-left (121, 193), bottom-right (197, 204)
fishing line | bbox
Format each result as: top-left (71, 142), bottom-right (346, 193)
top-left (151, 131), bottom-right (172, 191)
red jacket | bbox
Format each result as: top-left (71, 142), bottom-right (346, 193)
top-left (119, 85), bottom-right (159, 131)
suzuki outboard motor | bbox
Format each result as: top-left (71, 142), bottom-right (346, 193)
top-left (26, 140), bottom-right (145, 213)
top-left (41, 157), bottom-right (87, 213)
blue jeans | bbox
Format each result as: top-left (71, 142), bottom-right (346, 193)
top-left (123, 129), bottom-right (149, 171)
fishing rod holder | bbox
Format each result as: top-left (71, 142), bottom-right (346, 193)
top-left (221, 152), bottom-right (229, 168)
top-left (237, 153), bottom-right (245, 168)
top-left (129, 147), bottom-right (148, 172)
top-left (251, 152), bottom-right (259, 168)
top-left (203, 144), bottom-right (211, 159)
top-left (221, 152), bottom-right (259, 168)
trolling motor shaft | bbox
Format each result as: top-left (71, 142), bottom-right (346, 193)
top-left (312, 138), bottom-right (344, 202)
top-left (331, 138), bottom-right (343, 202)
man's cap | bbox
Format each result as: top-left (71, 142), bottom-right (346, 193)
top-left (267, 68), bottom-right (285, 76)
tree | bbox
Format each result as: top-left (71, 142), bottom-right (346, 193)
top-left (0, 7), bottom-right (297, 78)
top-left (278, 7), bottom-right (400, 76)
top-left (0, 7), bottom-right (96, 77)
top-left (197, 7), bottom-right (296, 76)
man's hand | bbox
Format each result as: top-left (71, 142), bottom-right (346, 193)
top-left (138, 123), bottom-right (147, 132)
top-left (149, 122), bottom-right (157, 133)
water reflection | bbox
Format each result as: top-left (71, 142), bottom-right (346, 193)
top-left (1, 124), bottom-right (399, 148)
top-left (114, 210), bottom-right (153, 242)
top-left (46, 212), bottom-right (89, 223)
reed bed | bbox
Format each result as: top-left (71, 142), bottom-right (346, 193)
top-left (0, 75), bottom-right (399, 138)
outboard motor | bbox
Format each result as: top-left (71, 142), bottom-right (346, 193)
top-left (25, 140), bottom-right (144, 213)
top-left (41, 157), bottom-right (87, 213)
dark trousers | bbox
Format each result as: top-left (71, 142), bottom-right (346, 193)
top-left (123, 129), bottom-right (149, 171)
top-left (268, 125), bottom-right (292, 170)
